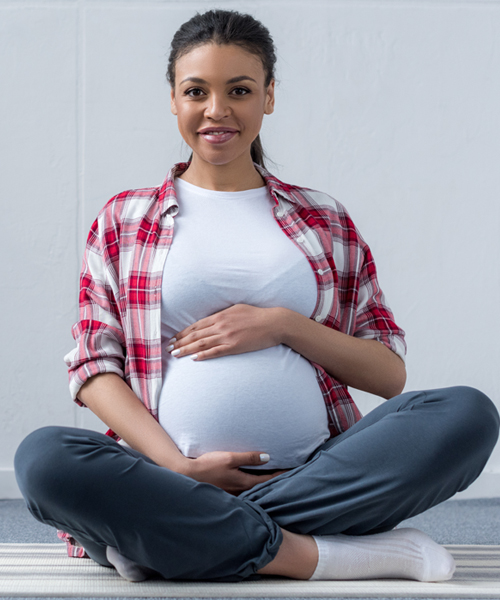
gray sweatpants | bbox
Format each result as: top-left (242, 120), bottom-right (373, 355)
top-left (14, 386), bottom-right (499, 582)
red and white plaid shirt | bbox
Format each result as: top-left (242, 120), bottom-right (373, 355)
top-left (60, 161), bottom-right (406, 557)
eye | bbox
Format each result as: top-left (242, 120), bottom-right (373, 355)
top-left (184, 87), bottom-right (205, 98)
top-left (231, 87), bottom-right (251, 96)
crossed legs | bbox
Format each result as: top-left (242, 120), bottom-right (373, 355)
top-left (14, 386), bottom-right (499, 582)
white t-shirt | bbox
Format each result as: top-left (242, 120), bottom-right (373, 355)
top-left (157, 177), bottom-right (330, 470)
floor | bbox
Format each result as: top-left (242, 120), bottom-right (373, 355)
top-left (1, 497), bottom-right (498, 600)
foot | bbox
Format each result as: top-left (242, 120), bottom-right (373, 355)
top-left (309, 527), bottom-right (456, 582)
top-left (106, 546), bottom-right (156, 582)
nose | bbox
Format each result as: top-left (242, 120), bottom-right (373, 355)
top-left (204, 93), bottom-right (230, 120)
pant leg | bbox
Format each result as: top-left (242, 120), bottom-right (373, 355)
top-left (239, 385), bottom-right (499, 535)
top-left (14, 426), bottom-right (282, 583)
top-left (14, 385), bottom-right (499, 582)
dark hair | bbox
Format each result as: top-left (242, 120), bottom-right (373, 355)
top-left (167, 10), bottom-right (276, 168)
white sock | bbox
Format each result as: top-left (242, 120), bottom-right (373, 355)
top-left (308, 527), bottom-right (455, 582)
top-left (106, 546), bottom-right (156, 582)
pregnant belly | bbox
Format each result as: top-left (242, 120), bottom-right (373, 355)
top-left (157, 345), bottom-right (331, 470)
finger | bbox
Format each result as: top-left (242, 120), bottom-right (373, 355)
top-left (169, 341), bottom-right (230, 361)
top-left (167, 331), bottom-right (216, 355)
top-left (234, 452), bottom-right (271, 468)
top-left (175, 317), bottom-right (218, 342)
top-left (190, 343), bottom-right (232, 361)
top-left (185, 327), bottom-right (220, 347)
top-left (167, 340), bottom-right (200, 358)
top-left (271, 470), bottom-right (290, 478)
top-left (177, 303), bottom-right (240, 342)
top-left (169, 326), bottom-right (218, 352)
top-left (249, 473), bottom-right (277, 484)
top-left (247, 470), bottom-right (288, 483)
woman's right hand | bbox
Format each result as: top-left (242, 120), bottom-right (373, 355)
top-left (181, 451), bottom-right (290, 496)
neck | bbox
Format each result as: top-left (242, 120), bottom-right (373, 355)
top-left (179, 153), bottom-right (265, 192)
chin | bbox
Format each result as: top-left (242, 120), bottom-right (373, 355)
top-left (198, 153), bottom-right (245, 168)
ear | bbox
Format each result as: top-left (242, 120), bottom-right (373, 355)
top-left (170, 88), bottom-right (178, 115)
top-left (264, 79), bottom-right (275, 115)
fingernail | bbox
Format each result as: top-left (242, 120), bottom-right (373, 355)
top-left (168, 337), bottom-right (177, 344)
top-left (190, 354), bottom-right (198, 360)
top-left (166, 344), bottom-right (174, 352)
top-left (171, 349), bottom-right (180, 356)
top-left (260, 453), bottom-right (270, 462)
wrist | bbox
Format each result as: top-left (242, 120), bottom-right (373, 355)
top-left (272, 307), bottom-right (293, 346)
top-left (169, 456), bottom-right (195, 477)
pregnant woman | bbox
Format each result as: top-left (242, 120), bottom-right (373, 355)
top-left (15, 9), bottom-right (499, 584)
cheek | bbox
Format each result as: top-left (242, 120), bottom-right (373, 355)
top-left (176, 107), bottom-right (197, 135)
top-left (246, 101), bottom-right (266, 128)
top-left (247, 108), bottom-right (265, 132)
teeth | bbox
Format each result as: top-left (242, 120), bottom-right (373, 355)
top-left (205, 131), bottom-right (228, 135)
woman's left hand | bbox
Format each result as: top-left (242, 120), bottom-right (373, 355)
top-left (166, 304), bottom-right (286, 361)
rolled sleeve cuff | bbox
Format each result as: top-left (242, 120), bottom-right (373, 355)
top-left (67, 359), bottom-right (125, 405)
top-left (69, 360), bottom-right (123, 406)
top-left (354, 331), bottom-right (407, 365)
top-left (378, 335), bottom-right (406, 364)
top-left (64, 320), bottom-right (126, 404)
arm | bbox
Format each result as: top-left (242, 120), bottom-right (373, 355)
top-left (279, 207), bottom-right (406, 400)
top-left (78, 373), bottom-right (191, 473)
top-left (276, 308), bottom-right (406, 399)
top-left (164, 301), bottom-right (406, 399)
top-left (79, 372), bottom-right (289, 493)
top-left (64, 210), bottom-right (128, 403)
top-left (161, 194), bottom-right (406, 399)
top-left (66, 205), bottom-right (191, 472)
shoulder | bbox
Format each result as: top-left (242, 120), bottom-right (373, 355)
top-left (85, 184), bottom-right (162, 253)
top-left (92, 163), bottom-right (185, 230)
top-left (287, 183), bottom-right (348, 216)
top-left (275, 178), bottom-right (367, 247)
top-left (96, 184), bottom-right (162, 226)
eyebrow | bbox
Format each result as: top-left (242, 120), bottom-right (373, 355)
top-left (179, 75), bottom-right (258, 85)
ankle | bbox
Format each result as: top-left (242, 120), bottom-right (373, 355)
top-left (256, 529), bottom-right (318, 580)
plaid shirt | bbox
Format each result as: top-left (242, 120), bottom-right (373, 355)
top-left (60, 161), bottom-right (406, 557)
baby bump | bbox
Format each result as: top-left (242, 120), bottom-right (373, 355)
top-left (157, 345), bottom-right (331, 470)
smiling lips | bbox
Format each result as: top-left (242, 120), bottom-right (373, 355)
top-left (198, 127), bottom-right (238, 144)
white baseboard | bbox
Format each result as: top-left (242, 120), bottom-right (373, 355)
top-left (0, 468), bottom-right (498, 501)
top-left (452, 471), bottom-right (500, 500)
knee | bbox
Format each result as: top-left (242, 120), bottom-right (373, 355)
top-left (14, 426), bottom-right (72, 507)
top-left (440, 386), bottom-right (499, 457)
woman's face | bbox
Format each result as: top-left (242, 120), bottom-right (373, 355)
top-left (171, 43), bottom-right (275, 168)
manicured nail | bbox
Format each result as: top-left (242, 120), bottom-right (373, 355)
top-left (171, 349), bottom-right (180, 356)
top-left (168, 337), bottom-right (177, 344)
top-left (166, 344), bottom-right (174, 352)
top-left (190, 354), bottom-right (198, 361)
top-left (260, 453), bottom-right (270, 462)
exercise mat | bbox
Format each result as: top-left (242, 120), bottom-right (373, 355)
top-left (0, 543), bottom-right (499, 597)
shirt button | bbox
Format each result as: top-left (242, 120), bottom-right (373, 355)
top-left (317, 269), bottom-right (324, 275)
top-left (315, 316), bottom-right (322, 322)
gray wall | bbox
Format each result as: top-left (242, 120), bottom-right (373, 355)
top-left (1, 0), bottom-right (499, 499)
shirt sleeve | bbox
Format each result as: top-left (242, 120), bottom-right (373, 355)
top-left (353, 242), bottom-right (407, 364)
top-left (63, 211), bottom-right (126, 405)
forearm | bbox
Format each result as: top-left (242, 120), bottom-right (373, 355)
top-left (78, 373), bottom-right (191, 474)
top-left (276, 308), bottom-right (406, 399)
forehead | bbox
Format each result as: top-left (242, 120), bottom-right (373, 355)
top-left (175, 43), bottom-right (265, 83)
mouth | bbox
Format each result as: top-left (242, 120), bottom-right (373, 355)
top-left (198, 128), bottom-right (239, 144)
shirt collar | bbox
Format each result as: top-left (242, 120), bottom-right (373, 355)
top-left (158, 162), bottom-right (299, 217)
